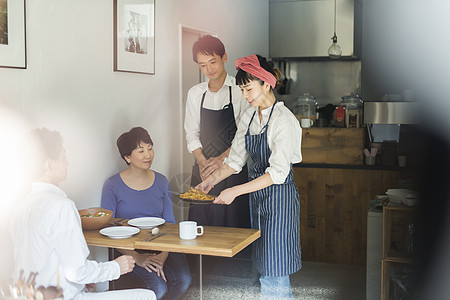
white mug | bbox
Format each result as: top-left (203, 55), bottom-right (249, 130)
top-left (301, 118), bottom-right (313, 128)
top-left (179, 221), bottom-right (204, 240)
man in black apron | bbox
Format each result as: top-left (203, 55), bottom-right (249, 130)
top-left (184, 35), bottom-right (250, 228)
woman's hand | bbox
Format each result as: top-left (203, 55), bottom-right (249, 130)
top-left (148, 252), bottom-right (169, 282)
top-left (196, 180), bottom-right (214, 194)
top-left (197, 160), bottom-right (237, 194)
top-left (134, 252), bottom-right (157, 272)
top-left (135, 252), bottom-right (169, 282)
top-left (213, 187), bottom-right (238, 205)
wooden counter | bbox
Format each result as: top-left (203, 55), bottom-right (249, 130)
top-left (294, 167), bottom-right (415, 265)
top-left (294, 126), bottom-right (418, 265)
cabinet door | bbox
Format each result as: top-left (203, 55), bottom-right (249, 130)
top-left (383, 207), bottom-right (416, 261)
top-left (269, 0), bottom-right (355, 58)
top-left (294, 167), bottom-right (413, 265)
top-left (381, 206), bottom-right (416, 300)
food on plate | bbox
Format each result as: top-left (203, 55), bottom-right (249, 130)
top-left (80, 210), bottom-right (109, 218)
top-left (180, 187), bottom-right (214, 201)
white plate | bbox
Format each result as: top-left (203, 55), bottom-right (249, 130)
top-left (99, 226), bottom-right (140, 239)
top-left (128, 217), bottom-right (165, 229)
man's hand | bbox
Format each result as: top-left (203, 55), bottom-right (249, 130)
top-left (114, 255), bottom-right (136, 275)
top-left (200, 156), bottom-right (223, 180)
top-left (193, 148), bottom-right (228, 181)
top-left (193, 148), bottom-right (208, 180)
top-left (196, 159), bottom-right (209, 181)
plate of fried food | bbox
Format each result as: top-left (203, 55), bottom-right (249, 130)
top-left (176, 187), bottom-right (216, 204)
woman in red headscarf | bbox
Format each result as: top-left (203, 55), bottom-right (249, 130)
top-left (197, 54), bottom-right (302, 299)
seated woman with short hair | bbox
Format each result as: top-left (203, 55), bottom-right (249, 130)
top-left (101, 127), bottom-right (191, 300)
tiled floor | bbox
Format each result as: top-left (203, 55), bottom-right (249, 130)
top-left (181, 255), bottom-right (366, 300)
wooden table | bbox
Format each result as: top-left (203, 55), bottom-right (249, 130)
top-left (83, 221), bottom-right (260, 299)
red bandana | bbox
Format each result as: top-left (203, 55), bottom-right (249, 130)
top-left (235, 55), bottom-right (276, 88)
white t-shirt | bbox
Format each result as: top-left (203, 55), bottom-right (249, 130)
top-left (225, 101), bottom-right (302, 184)
top-left (184, 74), bottom-right (250, 153)
top-left (10, 182), bottom-right (120, 300)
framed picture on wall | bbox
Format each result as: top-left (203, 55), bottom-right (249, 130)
top-left (114, 0), bottom-right (155, 75)
top-left (0, 0), bottom-right (27, 69)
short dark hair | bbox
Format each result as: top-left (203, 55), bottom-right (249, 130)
top-left (21, 128), bottom-right (64, 179)
top-left (192, 35), bottom-right (226, 63)
top-left (31, 128), bottom-right (64, 161)
top-left (116, 127), bottom-right (153, 164)
top-left (235, 54), bottom-right (281, 90)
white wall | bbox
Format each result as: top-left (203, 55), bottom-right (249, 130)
top-left (0, 0), bottom-right (268, 280)
top-left (0, 0), bottom-right (268, 208)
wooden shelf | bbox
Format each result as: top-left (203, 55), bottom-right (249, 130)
top-left (383, 256), bottom-right (414, 264)
top-left (301, 127), bottom-right (364, 165)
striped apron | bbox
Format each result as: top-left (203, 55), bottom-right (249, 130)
top-left (245, 102), bottom-right (302, 277)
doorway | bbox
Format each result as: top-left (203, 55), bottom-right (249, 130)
top-left (172, 26), bottom-right (215, 222)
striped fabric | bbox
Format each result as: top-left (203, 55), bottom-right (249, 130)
top-left (245, 106), bottom-right (302, 277)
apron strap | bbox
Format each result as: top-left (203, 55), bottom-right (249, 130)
top-left (200, 91), bottom-right (207, 108)
top-left (201, 86), bottom-right (233, 110)
top-left (200, 91), bottom-right (207, 121)
top-left (246, 100), bottom-right (278, 135)
top-left (246, 111), bottom-right (257, 135)
top-left (261, 99), bottom-right (277, 133)
top-left (222, 86), bottom-right (232, 109)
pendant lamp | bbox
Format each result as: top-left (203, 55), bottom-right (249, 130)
top-left (328, 0), bottom-right (342, 59)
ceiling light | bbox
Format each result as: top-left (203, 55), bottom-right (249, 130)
top-left (328, 0), bottom-right (342, 59)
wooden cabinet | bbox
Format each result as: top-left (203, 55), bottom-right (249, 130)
top-left (295, 127), bottom-right (416, 265)
top-left (381, 205), bottom-right (416, 299)
top-left (294, 167), bottom-right (413, 265)
top-left (301, 128), bottom-right (365, 165)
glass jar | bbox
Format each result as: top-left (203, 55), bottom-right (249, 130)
top-left (339, 93), bottom-right (364, 128)
top-left (294, 93), bottom-right (318, 125)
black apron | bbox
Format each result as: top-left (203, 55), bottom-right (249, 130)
top-left (189, 86), bottom-right (250, 228)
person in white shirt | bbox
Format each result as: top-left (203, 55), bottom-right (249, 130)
top-left (10, 128), bottom-right (156, 300)
top-left (196, 55), bottom-right (302, 300)
top-left (184, 35), bottom-right (250, 228)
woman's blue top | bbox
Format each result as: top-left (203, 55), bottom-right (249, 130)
top-left (101, 172), bottom-right (175, 223)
